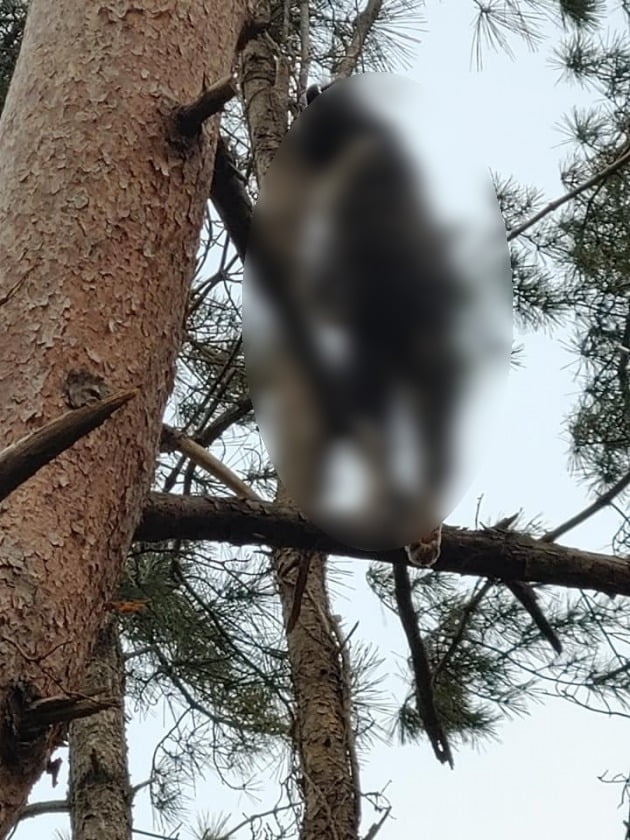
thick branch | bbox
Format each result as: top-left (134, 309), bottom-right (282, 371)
top-left (136, 493), bottom-right (630, 597)
top-left (23, 693), bottom-right (118, 733)
top-left (173, 75), bottom-right (237, 137)
top-left (0, 389), bottom-right (137, 503)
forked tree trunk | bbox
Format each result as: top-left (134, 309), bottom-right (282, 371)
top-left (0, 1), bottom-right (247, 832)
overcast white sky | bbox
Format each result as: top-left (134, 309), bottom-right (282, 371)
top-left (15, 2), bottom-right (630, 839)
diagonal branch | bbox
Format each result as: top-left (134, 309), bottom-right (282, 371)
top-left (333, 0), bottom-right (384, 79)
top-left (0, 389), bottom-right (137, 503)
top-left (173, 75), bottom-right (238, 137)
top-left (161, 423), bottom-right (256, 500)
top-left (392, 559), bottom-right (453, 767)
top-left (194, 396), bottom-right (253, 448)
top-left (433, 579), bottom-right (494, 681)
top-left (504, 580), bottom-right (562, 654)
top-left (507, 144), bottom-right (630, 242)
top-left (210, 135), bottom-right (253, 262)
top-left (542, 468), bottom-right (630, 543)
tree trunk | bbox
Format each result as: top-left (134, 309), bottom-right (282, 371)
top-left (238, 26), bottom-right (362, 838)
top-left (274, 542), bottom-right (361, 840)
top-left (0, 1), bottom-right (247, 833)
top-left (240, 34), bottom-right (288, 183)
top-left (69, 618), bottom-right (131, 840)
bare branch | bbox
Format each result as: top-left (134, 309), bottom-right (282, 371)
top-left (17, 799), bottom-right (68, 823)
top-left (392, 559), bottom-right (454, 767)
top-left (195, 396), bottom-right (253, 447)
top-left (507, 145), bottom-right (630, 242)
top-left (361, 805), bottom-right (392, 840)
top-left (504, 580), bottom-right (562, 654)
top-left (334, 0), bottom-right (384, 79)
top-left (160, 426), bottom-right (315, 633)
top-left (0, 389), bottom-right (137, 503)
top-left (23, 693), bottom-right (119, 731)
top-left (542, 468), bottom-right (630, 543)
top-left (136, 493), bottom-right (630, 597)
top-left (161, 423), bottom-right (259, 501)
top-left (433, 579), bottom-right (494, 681)
top-left (173, 74), bottom-right (237, 137)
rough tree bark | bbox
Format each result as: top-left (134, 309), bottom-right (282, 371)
top-left (68, 618), bottom-right (131, 840)
top-left (0, 1), bottom-right (247, 833)
top-left (275, 546), bottom-right (361, 840)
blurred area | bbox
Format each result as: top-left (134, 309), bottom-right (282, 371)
top-left (244, 74), bottom-right (512, 551)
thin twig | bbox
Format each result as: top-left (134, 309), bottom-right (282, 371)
top-left (541, 468), bottom-right (630, 543)
top-left (221, 803), bottom-right (295, 839)
top-left (433, 579), bottom-right (494, 681)
top-left (507, 145), bottom-right (630, 242)
top-left (361, 805), bottom-right (392, 840)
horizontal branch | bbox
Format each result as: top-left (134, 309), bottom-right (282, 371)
top-left (23, 693), bottom-right (119, 734)
top-left (17, 798), bottom-right (68, 823)
top-left (135, 493), bottom-right (630, 597)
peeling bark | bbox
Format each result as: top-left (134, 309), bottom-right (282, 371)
top-left (0, 1), bottom-right (247, 832)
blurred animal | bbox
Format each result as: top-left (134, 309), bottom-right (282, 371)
top-left (249, 78), bottom-right (466, 550)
